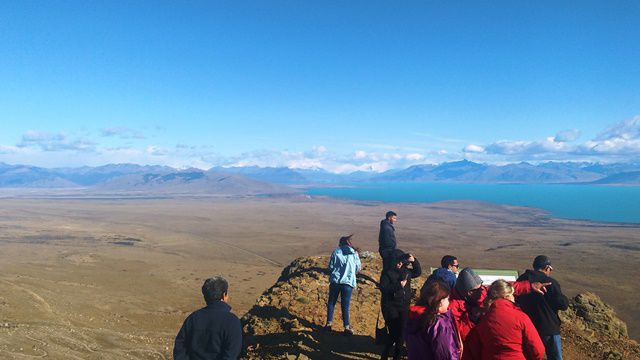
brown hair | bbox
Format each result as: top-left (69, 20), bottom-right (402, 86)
top-left (483, 279), bottom-right (514, 311)
top-left (415, 280), bottom-right (450, 329)
top-left (338, 234), bottom-right (359, 252)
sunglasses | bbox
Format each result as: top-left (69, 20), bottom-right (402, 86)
top-left (452, 264), bottom-right (460, 268)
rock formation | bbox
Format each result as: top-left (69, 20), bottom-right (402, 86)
top-left (242, 255), bottom-right (640, 359)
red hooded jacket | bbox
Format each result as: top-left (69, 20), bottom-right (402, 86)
top-left (449, 280), bottom-right (531, 342)
top-left (461, 298), bottom-right (545, 360)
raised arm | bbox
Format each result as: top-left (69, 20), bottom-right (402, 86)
top-left (410, 258), bottom-right (422, 278)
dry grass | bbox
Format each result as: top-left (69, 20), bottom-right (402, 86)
top-left (0, 197), bottom-right (638, 359)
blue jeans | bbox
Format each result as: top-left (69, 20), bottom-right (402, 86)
top-left (541, 334), bottom-right (563, 360)
top-left (326, 282), bottom-right (353, 327)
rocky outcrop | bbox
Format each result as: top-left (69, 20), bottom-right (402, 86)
top-left (242, 256), bottom-right (639, 359)
top-left (561, 293), bottom-right (638, 359)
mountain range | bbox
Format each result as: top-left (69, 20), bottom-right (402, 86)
top-left (213, 160), bottom-right (640, 185)
top-left (0, 163), bottom-right (295, 196)
top-left (1, 160), bottom-right (639, 195)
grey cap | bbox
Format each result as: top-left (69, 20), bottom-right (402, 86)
top-left (455, 267), bottom-right (483, 293)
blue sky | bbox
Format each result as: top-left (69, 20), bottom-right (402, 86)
top-left (1, 1), bottom-right (639, 172)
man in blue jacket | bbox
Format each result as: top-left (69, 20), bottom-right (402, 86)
top-left (423, 255), bottom-right (459, 290)
top-left (174, 276), bottom-right (243, 360)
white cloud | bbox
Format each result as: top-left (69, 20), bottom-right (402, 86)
top-left (463, 144), bottom-right (485, 153)
top-left (406, 153), bottom-right (424, 161)
top-left (146, 146), bottom-right (169, 156)
top-left (101, 127), bottom-right (145, 139)
top-left (383, 153), bottom-right (403, 160)
top-left (6, 115), bottom-right (639, 172)
top-left (17, 131), bottom-right (96, 152)
top-left (354, 150), bottom-right (367, 159)
top-left (0, 145), bottom-right (19, 154)
top-left (554, 129), bottom-right (581, 142)
top-left (333, 162), bottom-right (393, 174)
top-left (597, 115), bottom-right (640, 141)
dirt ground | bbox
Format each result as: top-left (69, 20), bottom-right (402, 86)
top-left (0, 196), bottom-right (638, 359)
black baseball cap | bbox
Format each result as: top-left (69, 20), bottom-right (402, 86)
top-left (533, 255), bottom-right (552, 270)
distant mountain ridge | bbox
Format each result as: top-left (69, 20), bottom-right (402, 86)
top-left (215, 160), bottom-right (640, 185)
top-left (0, 163), bottom-right (296, 196)
top-left (1, 160), bottom-right (640, 190)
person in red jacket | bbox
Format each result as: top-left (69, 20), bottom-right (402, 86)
top-left (449, 267), bottom-right (549, 343)
top-left (462, 279), bottom-right (545, 360)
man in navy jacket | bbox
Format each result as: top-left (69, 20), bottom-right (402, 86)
top-left (517, 255), bottom-right (569, 360)
top-left (378, 211), bottom-right (398, 270)
top-left (174, 276), bottom-right (243, 360)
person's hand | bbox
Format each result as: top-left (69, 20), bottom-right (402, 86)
top-left (400, 280), bottom-right (408, 288)
top-left (531, 282), bottom-right (552, 294)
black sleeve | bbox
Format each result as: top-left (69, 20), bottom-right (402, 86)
top-left (173, 316), bottom-right (191, 360)
top-left (410, 259), bottom-right (422, 278)
top-left (548, 280), bottom-right (569, 311)
top-left (380, 271), bottom-right (403, 299)
top-left (222, 315), bottom-right (243, 360)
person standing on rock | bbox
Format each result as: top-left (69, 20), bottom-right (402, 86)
top-left (325, 234), bottom-right (362, 336)
top-left (379, 249), bottom-right (422, 360)
top-left (174, 276), bottom-right (243, 360)
top-left (516, 255), bottom-right (569, 360)
top-left (378, 211), bottom-right (398, 271)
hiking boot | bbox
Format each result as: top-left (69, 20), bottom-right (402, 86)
top-left (343, 327), bottom-right (354, 336)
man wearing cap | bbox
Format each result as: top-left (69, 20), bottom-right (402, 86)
top-left (449, 267), bottom-right (550, 343)
top-left (517, 255), bottom-right (569, 360)
top-left (378, 211), bottom-right (398, 270)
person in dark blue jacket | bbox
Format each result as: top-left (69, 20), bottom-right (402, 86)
top-left (517, 255), bottom-right (569, 360)
top-left (174, 276), bottom-right (243, 360)
top-left (378, 211), bottom-right (398, 270)
top-left (423, 255), bottom-right (459, 290)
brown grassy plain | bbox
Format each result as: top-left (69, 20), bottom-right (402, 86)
top-left (0, 196), bottom-right (638, 359)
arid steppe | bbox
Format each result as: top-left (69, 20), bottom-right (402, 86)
top-left (0, 196), bottom-right (638, 359)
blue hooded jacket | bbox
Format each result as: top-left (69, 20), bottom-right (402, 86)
top-left (329, 245), bottom-right (362, 288)
top-left (426, 267), bottom-right (457, 290)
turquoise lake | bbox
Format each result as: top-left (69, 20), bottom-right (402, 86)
top-left (306, 183), bottom-right (640, 224)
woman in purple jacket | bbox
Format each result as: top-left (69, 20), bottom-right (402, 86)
top-left (405, 280), bottom-right (461, 360)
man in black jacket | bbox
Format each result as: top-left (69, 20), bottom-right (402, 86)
top-left (378, 211), bottom-right (398, 270)
top-left (379, 249), bottom-right (422, 360)
top-left (174, 276), bottom-right (243, 360)
top-left (517, 255), bottom-right (569, 360)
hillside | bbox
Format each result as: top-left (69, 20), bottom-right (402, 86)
top-left (94, 170), bottom-right (297, 196)
top-left (590, 171), bottom-right (640, 185)
top-left (242, 256), bottom-right (640, 360)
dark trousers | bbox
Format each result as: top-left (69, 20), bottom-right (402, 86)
top-left (381, 309), bottom-right (408, 360)
top-left (380, 249), bottom-right (394, 271)
top-left (541, 334), bottom-right (563, 360)
top-left (326, 282), bottom-right (353, 327)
